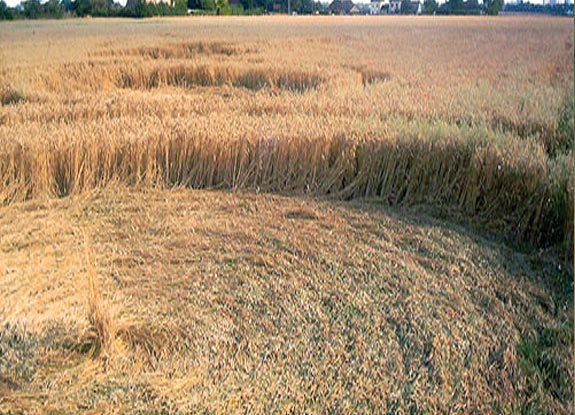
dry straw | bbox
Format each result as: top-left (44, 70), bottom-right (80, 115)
top-left (0, 116), bottom-right (571, 250)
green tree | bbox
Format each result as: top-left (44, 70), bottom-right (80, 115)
top-left (215, 0), bottom-right (230, 14)
top-left (0, 0), bottom-right (14, 19)
top-left (203, 0), bottom-right (215, 10)
top-left (133, 0), bottom-right (152, 16)
top-left (174, 0), bottom-right (187, 14)
top-left (484, 0), bottom-right (503, 14)
top-left (400, 0), bottom-right (410, 13)
top-left (44, 0), bottom-right (64, 17)
top-left (23, 0), bottom-right (41, 18)
top-left (61, 0), bottom-right (73, 12)
top-left (288, 0), bottom-right (314, 13)
top-left (73, 0), bottom-right (92, 16)
top-left (230, 3), bottom-right (244, 14)
top-left (447, 0), bottom-right (463, 13)
top-left (400, 0), bottom-right (418, 13)
top-left (189, 0), bottom-right (214, 10)
top-left (423, 0), bottom-right (437, 14)
top-left (239, 0), bottom-right (252, 10)
top-left (89, 0), bottom-right (113, 16)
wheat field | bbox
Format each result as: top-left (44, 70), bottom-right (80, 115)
top-left (0, 16), bottom-right (573, 414)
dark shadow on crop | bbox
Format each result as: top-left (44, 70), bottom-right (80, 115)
top-left (116, 65), bottom-right (324, 93)
top-left (96, 41), bottom-right (244, 59)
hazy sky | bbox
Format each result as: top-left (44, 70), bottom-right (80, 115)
top-left (1, 0), bottom-right (557, 11)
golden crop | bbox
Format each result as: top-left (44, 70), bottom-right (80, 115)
top-left (0, 16), bottom-right (572, 249)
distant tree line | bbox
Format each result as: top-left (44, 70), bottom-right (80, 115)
top-left (420, 0), bottom-right (501, 15)
top-left (0, 0), bottom-right (324, 18)
top-left (0, 0), bottom-right (190, 18)
top-left (1, 0), bottom-right (571, 19)
top-left (185, 0), bottom-right (324, 15)
top-left (0, 0), bottom-right (67, 19)
top-left (420, 0), bottom-right (573, 15)
top-left (505, 1), bottom-right (573, 15)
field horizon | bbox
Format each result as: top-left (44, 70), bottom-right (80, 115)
top-left (0, 15), bottom-right (573, 414)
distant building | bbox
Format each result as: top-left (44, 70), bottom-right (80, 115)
top-left (328, 0), bottom-right (360, 14)
top-left (370, 0), bottom-right (421, 14)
